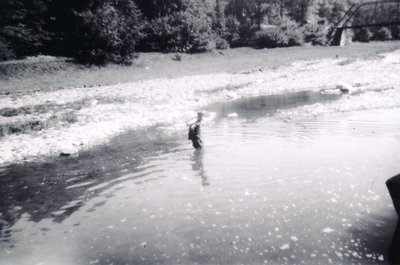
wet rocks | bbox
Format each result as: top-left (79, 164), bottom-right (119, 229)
top-left (337, 84), bottom-right (350, 94)
top-left (58, 145), bottom-right (78, 158)
top-left (320, 84), bottom-right (351, 95)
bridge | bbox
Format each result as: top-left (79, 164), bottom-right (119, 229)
top-left (331, 0), bottom-right (400, 46)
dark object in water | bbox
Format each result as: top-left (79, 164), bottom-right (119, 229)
top-left (188, 122), bottom-right (202, 149)
top-left (59, 152), bottom-right (71, 157)
top-left (387, 174), bottom-right (400, 215)
top-left (188, 112), bottom-right (203, 150)
top-left (339, 87), bottom-right (349, 94)
top-left (386, 174), bottom-right (400, 264)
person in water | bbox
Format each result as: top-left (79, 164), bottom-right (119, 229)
top-left (188, 112), bottom-right (204, 149)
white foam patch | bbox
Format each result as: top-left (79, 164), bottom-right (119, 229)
top-left (322, 228), bottom-right (334, 233)
top-left (279, 243), bottom-right (290, 250)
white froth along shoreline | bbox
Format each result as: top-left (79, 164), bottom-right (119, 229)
top-left (1, 47), bottom-right (400, 166)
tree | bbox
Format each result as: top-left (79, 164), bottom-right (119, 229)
top-left (374, 27), bottom-right (392, 41)
top-left (389, 25), bottom-right (400, 40)
top-left (353, 27), bottom-right (373, 42)
top-left (75, 0), bottom-right (144, 64)
top-left (138, 0), bottom-right (213, 53)
top-left (135, 0), bottom-right (196, 19)
top-left (254, 16), bottom-right (304, 48)
top-left (0, 0), bottom-right (52, 58)
top-left (224, 0), bottom-right (271, 46)
top-left (225, 0), bottom-right (270, 29)
top-left (44, 0), bottom-right (89, 57)
top-left (316, 0), bottom-right (348, 25)
top-left (284, 0), bottom-right (314, 24)
top-left (213, 0), bottom-right (226, 34)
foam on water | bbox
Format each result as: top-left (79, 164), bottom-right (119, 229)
top-left (0, 50), bottom-right (400, 165)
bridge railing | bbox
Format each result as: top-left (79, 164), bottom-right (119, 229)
top-left (330, 0), bottom-right (400, 45)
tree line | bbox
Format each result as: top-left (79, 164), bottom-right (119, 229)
top-left (0, 0), bottom-right (399, 64)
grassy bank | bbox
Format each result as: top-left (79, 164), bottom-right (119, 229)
top-left (1, 41), bottom-right (399, 96)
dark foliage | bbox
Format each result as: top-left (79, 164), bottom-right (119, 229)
top-left (389, 25), bottom-right (400, 40)
top-left (254, 17), bottom-right (303, 48)
top-left (353, 28), bottom-right (373, 42)
top-left (374, 27), bottom-right (392, 41)
top-left (0, 0), bottom-right (398, 64)
top-left (303, 19), bottom-right (330, 45)
top-left (0, 0), bottom-right (52, 59)
top-left (215, 36), bottom-right (229, 50)
top-left (0, 37), bottom-right (15, 61)
top-left (138, 0), bottom-right (213, 53)
top-left (284, 0), bottom-right (313, 24)
top-left (316, 0), bottom-right (347, 25)
top-left (212, 0), bottom-right (226, 34)
top-left (74, 0), bottom-right (144, 65)
top-left (224, 0), bottom-right (270, 46)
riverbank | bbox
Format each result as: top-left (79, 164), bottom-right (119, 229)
top-left (1, 42), bottom-right (400, 95)
top-left (0, 41), bottom-right (400, 165)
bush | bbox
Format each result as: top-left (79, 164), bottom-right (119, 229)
top-left (303, 20), bottom-right (330, 45)
top-left (75, 0), bottom-right (144, 65)
top-left (215, 36), bottom-right (229, 50)
top-left (140, 3), bottom-right (213, 53)
top-left (276, 17), bottom-right (304, 46)
top-left (203, 35), bottom-right (229, 51)
top-left (254, 17), bottom-right (303, 48)
top-left (254, 28), bottom-right (280, 48)
top-left (224, 15), bottom-right (241, 47)
top-left (353, 28), bottom-right (373, 42)
top-left (0, 0), bottom-right (51, 59)
top-left (0, 38), bottom-right (15, 61)
top-left (374, 27), bottom-right (392, 41)
top-left (389, 25), bottom-right (400, 40)
top-left (223, 15), bottom-right (259, 48)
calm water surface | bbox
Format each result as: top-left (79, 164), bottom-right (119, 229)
top-left (1, 92), bottom-right (400, 265)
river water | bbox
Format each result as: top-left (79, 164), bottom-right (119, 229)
top-left (1, 91), bottom-right (400, 265)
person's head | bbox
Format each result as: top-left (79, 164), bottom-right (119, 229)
top-left (197, 112), bottom-right (204, 122)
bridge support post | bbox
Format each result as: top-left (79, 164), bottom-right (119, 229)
top-left (340, 29), bottom-right (352, 46)
top-left (331, 28), bottom-right (343, 46)
top-left (331, 28), bottom-right (352, 46)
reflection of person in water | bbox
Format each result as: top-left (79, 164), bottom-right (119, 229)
top-left (188, 112), bottom-right (203, 150)
top-left (192, 149), bottom-right (209, 186)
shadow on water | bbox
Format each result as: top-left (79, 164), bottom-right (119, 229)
top-left (346, 211), bottom-right (397, 264)
top-left (389, 219), bottom-right (400, 264)
top-left (206, 90), bottom-right (344, 120)
top-left (345, 173), bottom-right (400, 265)
top-left (192, 149), bottom-right (209, 187)
top-left (0, 126), bottom-right (180, 244)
